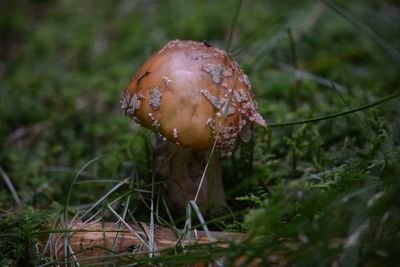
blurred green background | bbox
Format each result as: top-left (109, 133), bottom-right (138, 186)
top-left (1, 0), bottom-right (400, 266)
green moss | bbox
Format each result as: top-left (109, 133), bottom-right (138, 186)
top-left (0, 208), bottom-right (49, 266)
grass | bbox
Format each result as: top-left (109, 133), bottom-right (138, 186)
top-left (1, 0), bottom-right (400, 266)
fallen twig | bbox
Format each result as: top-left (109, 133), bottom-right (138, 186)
top-left (39, 220), bottom-right (247, 264)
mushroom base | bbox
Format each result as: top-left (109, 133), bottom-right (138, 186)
top-left (154, 142), bottom-right (228, 216)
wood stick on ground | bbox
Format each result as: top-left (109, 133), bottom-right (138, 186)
top-left (42, 220), bottom-right (248, 264)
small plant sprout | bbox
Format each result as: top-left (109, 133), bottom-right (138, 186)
top-left (121, 40), bottom-right (266, 215)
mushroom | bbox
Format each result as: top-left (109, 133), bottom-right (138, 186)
top-left (121, 40), bottom-right (266, 215)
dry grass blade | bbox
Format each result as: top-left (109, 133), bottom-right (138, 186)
top-left (78, 178), bottom-right (130, 221)
top-left (149, 171), bottom-right (156, 257)
top-left (106, 203), bottom-right (149, 250)
top-left (64, 155), bottom-right (104, 222)
top-left (0, 165), bottom-right (21, 207)
top-left (274, 61), bottom-right (347, 93)
top-left (321, 0), bottom-right (400, 62)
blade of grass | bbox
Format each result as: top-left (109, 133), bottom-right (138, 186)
top-left (78, 178), bottom-right (130, 221)
top-left (0, 165), bottom-right (21, 207)
top-left (274, 61), bottom-right (347, 93)
top-left (250, 2), bottom-right (326, 75)
top-left (155, 188), bottom-right (177, 229)
top-left (321, 0), bottom-right (400, 63)
top-left (149, 171), bottom-right (155, 257)
top-left (268, 91), bottom-right (400, 128)
top-left (189, 201), bottom-right (213, 241)
top-left (75, 179), bottom-right (128, 184)
top-left (193, 137), bottom-right (218, 203)
top-left (106, 177), bottom-right (135, 267)
top-left (64, 155), bottom-right (103, 222)
top-left (106, 203), bottom-right (149, 249)
top-left (226, 0), bottom-right (243, 52)
top-left (330, 80), bottom-right (367, 129)
top-left (36, 213), bottom-right (60, 266)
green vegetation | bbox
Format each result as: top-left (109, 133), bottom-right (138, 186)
top-left (1, 0), bottom-right (399, 266)
top-left (0, 208), bottom-right (48, 266)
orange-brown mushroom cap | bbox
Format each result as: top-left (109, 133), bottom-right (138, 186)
top-left (121, 40), bottom-right (266, 155)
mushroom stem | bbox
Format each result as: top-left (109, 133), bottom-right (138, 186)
top-left (154, 142), bottom-right (228, 215)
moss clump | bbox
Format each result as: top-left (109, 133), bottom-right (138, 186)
top-left (0, 207), bottom-right (49, 267)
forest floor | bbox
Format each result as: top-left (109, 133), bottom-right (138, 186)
top-left (1, 0), bottom-right (399, 266)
